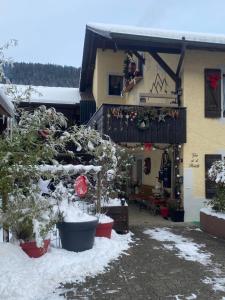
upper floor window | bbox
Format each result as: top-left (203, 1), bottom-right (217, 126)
top-left (108, 75), bottom-right (123, 96)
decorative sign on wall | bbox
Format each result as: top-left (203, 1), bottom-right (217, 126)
top-left (189, 153), bottom-right (200, 168)
top-left (150, 73), bottom-right (168, 94)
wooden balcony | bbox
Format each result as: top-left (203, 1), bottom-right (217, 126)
top-left (88, 104), bottom-right (186, 144)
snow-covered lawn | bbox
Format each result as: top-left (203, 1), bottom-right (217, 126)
top-left (144, 228), bottom-right (225, 295)
top-left (0, 231), bottom-right (133, 300)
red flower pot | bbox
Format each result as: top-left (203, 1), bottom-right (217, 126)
top-left (160, 206), bottom-right (169, 218)
top-left (20, 239), bottom-right (50, 258)
top-left (95, 222), bottom-right (114, 239)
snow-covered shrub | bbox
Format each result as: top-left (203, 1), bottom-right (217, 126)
top-left (0, 186), bottom-right (58, 246)
top-left (0, 106), bottom-right (68, 243)
top-left (61, 125), bottom-right (133, 210)
top-left (208, 160), bottom-right (225, 212)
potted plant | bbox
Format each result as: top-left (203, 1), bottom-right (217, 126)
top-left (168, 200), bottom-right (185, 222)
top-left (53, 181), bottom-right (98, 252)
top-left (200, 159), bottom-right (225, 239)
top-left (0, 186), bottom-right (57, 257)
top-left (0, 105), bottom-right (67, 250)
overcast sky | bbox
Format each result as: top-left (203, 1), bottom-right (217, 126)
top-left (1, 0), bottom-right (225, 67)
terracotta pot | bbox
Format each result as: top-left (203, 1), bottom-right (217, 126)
top-left (200, 211), bottom-right (225, 239)
top-left (160, 206), bottom-right (169, 218)
top-left (20, 239), bottom-right (50, 258)
top-left (96, 221), bottom-right (114, 239)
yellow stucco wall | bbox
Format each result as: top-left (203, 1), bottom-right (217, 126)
top-left (133, 149), bottom-right (163, 186)
top-left (92, 47), bottom-right (225, 221)
top-left (126, 53), bottom-right (179, 106)
top-left (92, 49), bottom-right (125, 108)
top-left (182, 50), bottom-right (225, 221)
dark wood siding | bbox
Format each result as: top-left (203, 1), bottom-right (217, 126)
top-left (80, 100), bottom-right (96, 124)
top-left (88, 104), bottom-right (186, 144)
top-left (205, 154), bottom-right (222, 199)
top-left (205, 69), bottom-right (221, 118)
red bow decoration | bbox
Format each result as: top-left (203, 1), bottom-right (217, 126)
top-left (74, 175), bottom-right (88, 198)
top-left (207, 73), bottom-right (221, 90)
top-left (144, 143), bottom-right (152, 152)
top-left (38, 129), bottom-right (49, 139)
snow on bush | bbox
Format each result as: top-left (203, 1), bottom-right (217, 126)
top-left (208, 160), bottom-right (225, 185)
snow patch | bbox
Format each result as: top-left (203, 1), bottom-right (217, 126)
top-left (97, 214), bottom-right (113, 224)
top-left (0, 231), bottom-right (133, 300)
top-left (144, 228), bottom-right (211, 266)
top-left (102, 197), bottom-right (128, 207)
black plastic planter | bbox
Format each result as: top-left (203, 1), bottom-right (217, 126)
top-left (170, 210), bottom-right (185, 222)
top-left (57, 219), bottom-right (98, 252)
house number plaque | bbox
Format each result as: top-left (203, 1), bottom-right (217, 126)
top-left (189, 153), bottom-right (200, 168)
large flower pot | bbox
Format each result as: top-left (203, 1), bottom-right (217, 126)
top-left (57, 219), bottom-right (98, 252)
top-left (160, 206), bottom-right (169, 218)
top-left (200, 209), bottom-right (225, 239)
top-left (170, 210), bottom-right (184, 222)
top-left (20, 239), bottom-right (50, 258)
top-left (96, 221), bottom-right (114, 239)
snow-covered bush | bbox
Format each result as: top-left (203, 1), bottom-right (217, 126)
top-left (208, 160), bottom-right (225, 212)
top-left (61, 125), bottom-right (133, 209)
top-left (0, 186), bottom-right (57, 246)
top-left (0, 106), bottom-right (68, 243)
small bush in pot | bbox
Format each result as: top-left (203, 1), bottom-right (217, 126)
top-left (0, 186), bottom-right (57, 257)
top-left (53, 181), bottom-right (98, 252)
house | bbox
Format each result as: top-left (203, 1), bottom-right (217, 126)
top-left (79, 23), bottom-right (225, 222)
top-left (10, 85), bottom-right (81, 126)
top-left (0, 89), bottom-right (14, 134)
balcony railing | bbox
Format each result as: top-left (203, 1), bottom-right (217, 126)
top-left (88, 103), bottom-right (186, 144)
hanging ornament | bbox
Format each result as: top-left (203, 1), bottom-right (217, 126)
top-left (136, 116), bottom-right (150, 130)
top-left (144, 143), bottom-right (153, 152)
top-left (74, 175), bottom-right (88, 198)
top-left (158, 112), bottom-right (166, 122)
top-left (38, 129), bottom-right (49, 139)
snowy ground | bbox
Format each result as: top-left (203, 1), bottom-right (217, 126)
top-left (0, 231), bottom-right (133, 300)
top-left (144, 228), bottom-right (225, 296)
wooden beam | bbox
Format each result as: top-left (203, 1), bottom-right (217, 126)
top-left (132, 51), bottom-right (145, 64)
top-left (149, 51), bottom-right (177, 83)
top-left (176, 43), bottom-right (186, 77)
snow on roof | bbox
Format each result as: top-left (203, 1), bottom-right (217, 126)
top-left (88, 23), bottom-right (225, 45)
top-left (2, 85), bottom-right (81, 105)
top-left (0, 88), bottom-right (14, 116)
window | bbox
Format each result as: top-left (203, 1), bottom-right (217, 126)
top-left (108, 75), bottom-right (123, 96)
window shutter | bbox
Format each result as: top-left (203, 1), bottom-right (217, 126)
top-left (205, 69), bottom-right (221, 118)
top-left (205, 154), bottom-right (222, 199)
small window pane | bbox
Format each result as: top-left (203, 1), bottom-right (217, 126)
top-left (108, 75), bottom-right (123, 96)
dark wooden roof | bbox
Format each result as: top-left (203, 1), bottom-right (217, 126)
top-left (80, 23), bottom-right (225, 92)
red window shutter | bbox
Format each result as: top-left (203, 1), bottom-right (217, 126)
top-left (204, 69), bottom-right (221, 118)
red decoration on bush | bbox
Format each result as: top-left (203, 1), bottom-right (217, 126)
top-left (207, 73), bottom-right (221, 90)
top-left (38, 129), bottom-right (49, 139)
top-left (144, 143), bottom-right (152, 152)
top-left (74, 175), bottom-right (88, 197)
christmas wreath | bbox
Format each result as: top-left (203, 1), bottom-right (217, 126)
top-left (136, 115), bottom-right (150, 130)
